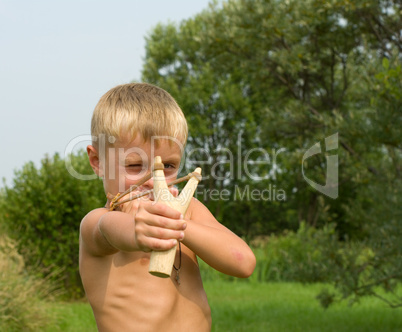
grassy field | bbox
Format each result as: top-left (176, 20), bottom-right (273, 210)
top-left (44, 281), bottom-right (402, 332)
top-left (205, 281), bottom-right (401, 332)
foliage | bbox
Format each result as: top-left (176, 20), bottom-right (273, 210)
top-left (324, 59), bottom-right (402, 308)
top-left (142, 0), bottom-right (402, 306)
top-left (200, 223), bottom-right (338, 283)
top-left (253, 222), bottom-right (402, 308)
top-left (251, 223), bottom-right (339, 283)
top-left (0, 150), bottom-right (105, 298)
top-left (0, 235), bottom-right (58, 331)
top-left (202, 219), bottom-right (401, 307)
top-left (142, 0), bottom-right (401, 236)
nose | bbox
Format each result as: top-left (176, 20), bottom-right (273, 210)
top-left (141, 171), bottom-right (154, 190)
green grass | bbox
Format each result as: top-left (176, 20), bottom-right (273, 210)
top-left (44, 281), bottom-right (402, 331)
top-left (43, 301), bottom-right (97, 332)
top-left (205, 281), bottom-right (402, 332)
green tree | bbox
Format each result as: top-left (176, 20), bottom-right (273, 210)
top-left (322, 58), bottom-right (402, 308)
top-left (0, 150), bottom-right (105, 298)
top-left (143, 20), bottom-right (263, 234)
top-left (142, 0), bottom-right (401, 306)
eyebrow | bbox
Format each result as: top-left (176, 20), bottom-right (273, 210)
top-left (123, 156), bottom-right (145, 164)
top-left (124, 156), bottom-right (142, 161)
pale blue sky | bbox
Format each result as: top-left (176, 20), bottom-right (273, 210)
top-left (0, 0), bottom-right (211, 187)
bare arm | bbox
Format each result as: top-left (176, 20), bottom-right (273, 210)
top-left (182, 199), bottom-right (256, 278)
top-left (80, 202), bottom-right (187, 257)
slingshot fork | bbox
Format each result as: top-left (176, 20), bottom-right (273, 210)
top-left (109, 158), bottom-right (202, 212)
top-left (108, 156), bottom-right (202, 278)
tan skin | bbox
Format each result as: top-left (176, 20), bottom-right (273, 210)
top-left (80, 135), bottom-right (256, 332)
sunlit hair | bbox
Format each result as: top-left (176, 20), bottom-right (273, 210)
top-left (91, 83), bottom-right (188, 146)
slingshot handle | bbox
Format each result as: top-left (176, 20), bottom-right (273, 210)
top-left (148, 156), bottom-right (201, 278)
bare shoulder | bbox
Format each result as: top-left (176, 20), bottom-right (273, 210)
top-left (80, 208), bottom-right (108, 235)
top-left (80, 208), bottom-right (118, 256)
top-left (187, 198), bottom-right (230, 231)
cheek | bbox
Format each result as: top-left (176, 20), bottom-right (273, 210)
top-left (103, 156), bottom-right (119, 179)
top-left (120, 170), bottom-right (150, 193)
top-left (164, 170), bottom-right (179, 182)
top-left (123, 169), bottom-right (149, 184)
top-left (104, 165), bottom-right (128, 193)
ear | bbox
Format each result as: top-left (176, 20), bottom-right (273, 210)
top-left (87, 145), bottom-right (104, 178)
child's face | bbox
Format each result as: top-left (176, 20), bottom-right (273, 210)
top-left (89, 134), bottom-right (184, 198)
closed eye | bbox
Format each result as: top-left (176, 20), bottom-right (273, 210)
top-left (125, 164), bottom-right (146, 174)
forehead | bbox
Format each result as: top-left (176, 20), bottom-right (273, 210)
top-left (111, 135), bottom-right (184, 162)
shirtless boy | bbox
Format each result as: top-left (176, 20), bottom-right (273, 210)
top-left (79, 83), bottom-right (256, 332)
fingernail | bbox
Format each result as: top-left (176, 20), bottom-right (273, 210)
top-left (179, 232), bottom-right (184, 240)
top-left (172, 239), bottom-right (178, 246)
top-left (182, 223), bottom-right (187, 230)
top-left (180, 214), bottom-right (184, 220)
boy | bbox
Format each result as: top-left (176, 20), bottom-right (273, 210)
top-left (80, 83), bottom-right (256, 332)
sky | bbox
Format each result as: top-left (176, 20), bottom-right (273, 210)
top-left (0, 0), bottom-right (211, 187)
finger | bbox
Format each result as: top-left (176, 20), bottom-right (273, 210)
top-left (143, 225), bottom-right (185, 241)
top-left (136, 211), bottom-right (186, 231)
top-left (143, 201), bottom-right (182, 220)
top-left (144, 238), bottom-right (179, 252)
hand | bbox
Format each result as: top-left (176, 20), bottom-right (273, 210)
top-left (133, 201), bottom-right (187, 252)
top-left (119, 186), bottom-right (185, 252)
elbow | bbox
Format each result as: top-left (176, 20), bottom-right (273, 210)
top-left (243, 252), bottom-right (257, 278)
top-left (234, 249), bottom-right (256, 278)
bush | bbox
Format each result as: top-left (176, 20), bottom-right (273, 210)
top-left (0, 150), bottom-right (105, 298)
top-left (201, 221), bottom-right (400, 309)
top-left (0, 235), bottom-right (58, 331)
top-left (198, 223), bottom-right (339, 284)
top-left (250, 223), bottom-right (339, 283)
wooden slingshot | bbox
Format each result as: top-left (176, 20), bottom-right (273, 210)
top-left (109, 156), bottom-right (202, 278)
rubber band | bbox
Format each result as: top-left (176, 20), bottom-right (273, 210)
top-left (108, 166), bottom-right (201, 211)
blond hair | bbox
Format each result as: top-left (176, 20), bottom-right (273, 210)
top-left (91, 83), bottom-right (188, 145)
